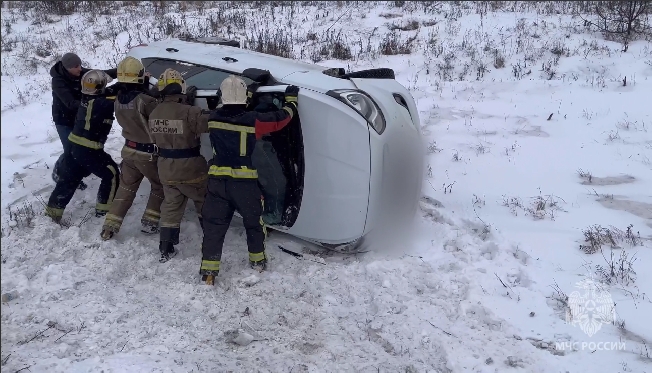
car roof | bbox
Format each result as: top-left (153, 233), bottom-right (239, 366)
top-left (128, 38), bottom-right (357, 93)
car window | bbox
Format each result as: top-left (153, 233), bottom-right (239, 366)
top-left (142, 58), bottom-right (252, 91)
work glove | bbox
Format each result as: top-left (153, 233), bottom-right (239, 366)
top-left (285, 85), bottom-right (299, 105)
top-left (185, 85), bottom-right (198, 105)
top-left (206, 96), bottom-right (219, 110)
top-left (247, 82), bottom-right (261, 102)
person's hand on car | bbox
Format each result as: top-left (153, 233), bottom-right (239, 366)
top-left (185, 85), bottom-right (198, 105)
top-left (247, 82), bottom-right (261, 100)
top-left (206, 96), bottom-right (219, 110)
top-left (285, 85), bottom-right (299, 104)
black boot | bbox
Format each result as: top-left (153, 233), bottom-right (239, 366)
top-left (250, 258), bottom-right (267, 272)
top-left (140, 220), bottom-right (159, 235)
top-left (159, 241), bottom-right (177, 263)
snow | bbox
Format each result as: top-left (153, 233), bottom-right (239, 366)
top-left (2, 1), bottom-right (652, 372)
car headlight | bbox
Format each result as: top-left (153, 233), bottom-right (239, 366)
top-left (327, 89), bottom-right (386, 134)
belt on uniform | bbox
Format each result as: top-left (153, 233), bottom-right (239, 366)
top-left (125, 139), bottom-right (156, 153)
top-left (157, 146), bottom-right (201, 159)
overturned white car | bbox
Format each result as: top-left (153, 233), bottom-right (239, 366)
top-left (127, 37), bottom-right (425, 252)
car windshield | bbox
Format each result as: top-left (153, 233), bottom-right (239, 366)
top-left (142, 58), bottom-right (253, 91)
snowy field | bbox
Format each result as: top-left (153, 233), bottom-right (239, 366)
top-left (2, 1), bottom-right (652, 372)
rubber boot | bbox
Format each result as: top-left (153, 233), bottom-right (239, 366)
top-left (159, 240), bottom-right (176, 263)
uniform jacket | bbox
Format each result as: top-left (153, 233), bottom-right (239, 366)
top-left (50, 61), bottom-right (117, 128)
top-left (148, 94), bottom-right (209, 184)
top-left (207, 101), bottom-right (297, 179)
top-left (69, 95), bottom-right (116, 150)
top-left (114, 85), bottom-right (160, 162)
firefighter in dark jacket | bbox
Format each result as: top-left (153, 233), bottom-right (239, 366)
top-left (148, 68), bottom-right (209, 263)
top-left (101, 56), bottom-right (163, 240)
top-left (45, 70), bottom-right (121, 222)
top-left (199, 75), bottom-right (299, 285)
top-left (51, 53), bottom-right (117, 191)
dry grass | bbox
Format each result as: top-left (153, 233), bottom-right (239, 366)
top-left (579, 224), bottom-right (642, 254)
top-left (501, 191), bottom-right (567, 221)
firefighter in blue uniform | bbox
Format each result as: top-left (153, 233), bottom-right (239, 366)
top-left (199, 75), bottom-right (299, 284)
top-left (45, 70), bottom-right (120, 222)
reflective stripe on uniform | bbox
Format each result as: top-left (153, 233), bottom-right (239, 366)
top-left (285, 96), bottom-right (297, 103)
top-left (208, 121), bottom-right (255, 133)
top-left (103, 213), bottom-right (123, 230)
top-left (143, 209), bottom-right (160, 218)
top-left (208, 165), bottom-right (258, 179)
top-left (104, 213), bottom-right (123, 223)
top-left (142, 209), bottom-right (160, 223)
top-left (160, 222), bottom-right (181, 228)
top-left (208, 121), bottom-right (255, 156)
top-left (68, 133), bottom-right (103, 149)
top-left (283, 106), bottom-right (294, 117)
top-left (96, 202), bottom-right (111, 212)
top-left (45, 206), bottom-right (64, 218)
top-left (240, 132), bottom-right (247, 156)
top-left (84, 100), bottom-right (94, 130)
top-left (200, 260), bottom-right (220, 271)
top-left (249, 251), bottom-right (266, 263)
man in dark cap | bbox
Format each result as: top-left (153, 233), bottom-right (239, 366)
top-left (50, 53), bottom-right (118, 190)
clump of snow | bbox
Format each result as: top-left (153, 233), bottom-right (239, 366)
top-left (2, 1), bottom-right (652, 372)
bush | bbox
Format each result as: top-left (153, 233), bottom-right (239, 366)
top-left (379, 31), bottom-right (417, 55)
top-left (244, 28), bottom-right (293, 59)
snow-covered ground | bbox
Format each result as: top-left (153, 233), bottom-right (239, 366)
top-left (2, 1), bottom-right (651, 372)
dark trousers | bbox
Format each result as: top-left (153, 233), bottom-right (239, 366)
top-left (55, 124), bottom-right (73, 155)
top-left (200, 178), bottom-right (266, 275)
top-left (54, 125), bottom-right (86, 189)
top-left (46, 144), bottom-right (120, 218)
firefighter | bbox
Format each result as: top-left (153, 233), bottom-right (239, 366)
top-left (100, 56), bottom-right (163, 240)
top-left (148, 68), bottom-right (208, 263)
top-left (199, 75), bottom-right (299, 285)
top-left (45, 70), bottom-right (120, 222)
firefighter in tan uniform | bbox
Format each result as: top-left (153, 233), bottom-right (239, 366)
top-left (148, 68), bottom-right (209, 262)
top-left (101, 56), bottom-right (163, 240)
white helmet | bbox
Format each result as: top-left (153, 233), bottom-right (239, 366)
top-left (219, 75), bottom-right (248, 105)
top-left (81, 70), bottom-right (109, 95)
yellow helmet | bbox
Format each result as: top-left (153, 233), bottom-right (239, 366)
top-left (81, 70), bottom-right (108, 95)
top-left (157, 68), bottom-right (186, 94)
top-left (117, 56), bottom-right (145, 84)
